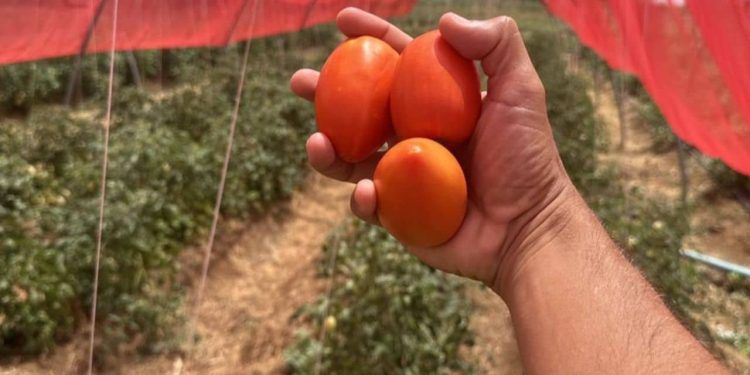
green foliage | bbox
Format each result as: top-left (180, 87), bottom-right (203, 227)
top-left (581, 48), bottom-right (676, 154)
top-left (285, 3), bottom-right (702, 371)
top-left (285, 222), bottom-right (472, 374)
top-left (0, 54), bottom-right (131, 111)
top-left (636, 92), bottom-right (676, 153)
top-left (0, 155), bottom-right (77, 352)
top-left (588, 170), bottom-right (696, 308)
top-left (0, 61), bottom-right (68, 112)
top-left (525, 27), bottom-right (698, 323)
top-left (579, 47), bottom-right (609, 77)
top-left (705, 159), bottom-right (750, 197)
top-left (394, 0), bottom-right (555, 39)
top-left (0, 44), bottom-right (315, 357)
top-left (0, 46), bottom-right (246, 112)
top-left (525, 28), bottom-right (600, 187)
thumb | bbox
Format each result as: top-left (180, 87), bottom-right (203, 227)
top-left (438, 13), bottom-right (544, 105)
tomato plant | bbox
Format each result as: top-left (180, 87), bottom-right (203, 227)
top-left (0, 48), bottom-right (316, 358)
top-left (285, 221), bottom-right (472, 373)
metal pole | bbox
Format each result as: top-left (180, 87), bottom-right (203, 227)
top-left (681, 249), bottom-right (750, 277)
top-left (611, 71), bottom-right (627, 151)
top-left (65, 0), bottom-right (109, 106)
top-left (677, 139), bottom-right (690, 205)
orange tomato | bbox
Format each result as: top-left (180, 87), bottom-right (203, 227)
top-left (315, 36), bottom-right (399, 163)
top-left (374, 138), bottom-right (467, 247)
top-left (390, 30), bottom-right (481, 144)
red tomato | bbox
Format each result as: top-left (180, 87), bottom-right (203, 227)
top-left (374, 138), bottom-right (467, 247)
top-left (315, 36), bottom-right (399, 163)
top-left (390, 30), bottom-right (481, 144)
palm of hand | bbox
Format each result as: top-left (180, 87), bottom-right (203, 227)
top-left (427, 84), bottom-right (565, 286)
top-left (291, 8), bottom-right (570, 288)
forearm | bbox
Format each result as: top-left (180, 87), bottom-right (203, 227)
top-left (497, 191), bottom-right (725, 374)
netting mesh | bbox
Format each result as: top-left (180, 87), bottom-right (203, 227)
top-left (1, 0), bottom-right (746, 174)
top-left (0, 0), bottom-right (415, 64)
top-left (545, 0), bottom-right (750, 174)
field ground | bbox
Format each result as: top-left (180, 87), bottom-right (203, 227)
top-left (1, 1), bottom-right (749, 372)
top-left (4, 76), bottom-right (748, 374)
top-left (1, 174), bottom-right (347, 374)
top-left (592, 79), bottom-right (750, 372)
top-left (593, 85), bottom-right (750, 267)
top-left (0, 173), bottom-right (522, 374)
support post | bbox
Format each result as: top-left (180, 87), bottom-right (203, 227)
top-left (677, 139), bottom-right (690, 205)
top-left (65, 0), bottom-right (109, 106)
top-left (611, 71), bottom-right (627, 150)
top-left (125, 52), bottom-right (142, 89)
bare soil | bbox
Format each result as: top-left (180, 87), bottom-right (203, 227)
top-left (0, 173), bottom-right (350, 374)
top-left (5, 75), bottom-right (747, 375)
top-left (592, 80), bottom-right (750, 372)
top-left (460, 284), bottom-right (522, 374)
top-left (0, 172), bottom-right (522, 374)
top-left (592, 83), bottom-right (750, 266)
top-left (129, 173), bottom-right (352, 374)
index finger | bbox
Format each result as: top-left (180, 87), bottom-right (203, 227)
top-left (336, 7), bottom-right (412, 52)
top-left (290, 68), bottom-right (318, 102)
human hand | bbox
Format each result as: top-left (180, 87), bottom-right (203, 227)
top-left (290, 8), bottom-right (579, 296)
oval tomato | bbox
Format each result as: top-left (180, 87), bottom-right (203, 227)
top-left (374, 138), bottom-right (467, 247)
top-left (315, 36), bottom-right (399, 163)
top-left (390, 30), bottom-right (481, 144)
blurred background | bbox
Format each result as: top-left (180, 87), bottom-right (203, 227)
top-left (0, 0), bottom-right (749, 373)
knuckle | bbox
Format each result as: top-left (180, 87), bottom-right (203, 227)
top-left (528, 75), bottom-right (546, 99)
top-left (499, 16), bottom-right (520, 35)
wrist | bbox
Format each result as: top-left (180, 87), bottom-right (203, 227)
top-left (490, 181), bottom-right (603, 300)
top-left (488, 183), bottom-right (723, 374)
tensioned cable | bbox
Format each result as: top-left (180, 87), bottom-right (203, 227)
top-left (87, 0), bottom-right (120, 373)
top-left (297, 1), bottom-right (344, 373)
top-left (192, 0), bottom-right (259, 329)
top-left (183, 0), bottom-right (261, 370)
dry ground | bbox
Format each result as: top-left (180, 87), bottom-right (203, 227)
top-left (1, 174), bottom-right (349, 374)
top-left (592, 83), bottom-right (750, 266)
top-left (592, 80), bottom-right (750, 372)
top-left (0, 173), bottom-right (522, 374)
top-left (3, 80), bottom-right (748, 375)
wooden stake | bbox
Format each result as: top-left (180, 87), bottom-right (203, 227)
top-left (677, 139), bottom-right (690, 205)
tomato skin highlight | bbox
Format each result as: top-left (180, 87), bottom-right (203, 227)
top-left (315, 36), bottom-right (399, 163)
top-left (390, 30), bottom-right (481, 144)
top-left (374, 138), bottom-right (467, 248)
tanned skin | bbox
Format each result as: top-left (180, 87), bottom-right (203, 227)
top-left (290, 7), bottom-right (727, 374)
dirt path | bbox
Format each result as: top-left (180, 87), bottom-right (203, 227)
top-left (131, 173), bottom-right (352, 374)
top-left (461, 284), bottom-right (522, 374)
top-left (6, 81), bottom-right (745, 375)
top-left (129, 171), bottom-right (522, 374)
top-left (0, 173), bottom-right (352, 375)
top-left (0, 171), bottom-right (522, 374)
top-left (592, 81), bottom-right (750, 372)
top-left (592, 83), bottom-right (750, 266)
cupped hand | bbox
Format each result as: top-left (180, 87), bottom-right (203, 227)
top-left (290, 8), bottom-right (577, 294)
